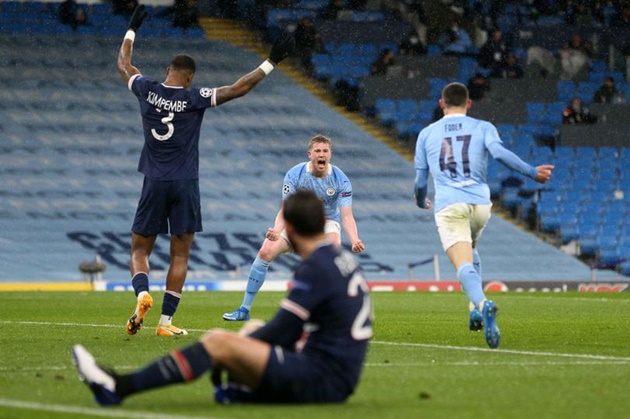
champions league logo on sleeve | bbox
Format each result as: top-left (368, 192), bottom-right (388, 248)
top-left (200, 88), bottom-right (213, 98)
top-left (283, 184), bottom-right (291, 195)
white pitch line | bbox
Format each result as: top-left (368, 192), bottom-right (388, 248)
top-left (426, 292), bottom-right (630, 303)
top-left (0, 398), bottom-right (224, 419)
top-left (2, 320), bottom-right (629, 363)
top-left (366, 360), bottom-right (630, 367)
top-left (0, 320), bottom-right (208, 334)
top-left (371, 340), bottom-right (630, 362)
top-left (3, 358), bottom-right (626, 374)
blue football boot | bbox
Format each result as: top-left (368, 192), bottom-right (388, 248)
top-left (482, 300), bottom-right (501, 349)
top-left (469, 307), bottom-right (483, 331)
top-left (222, 307), bottom-right (250, 321)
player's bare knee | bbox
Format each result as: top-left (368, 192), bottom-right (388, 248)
top-left (258, 242), bottom-right (284, 262)
top-left (201, 329), bottom-right (237, 362)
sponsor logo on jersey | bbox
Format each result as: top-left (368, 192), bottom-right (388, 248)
top-left (341, 191), bottom-right (352, 197)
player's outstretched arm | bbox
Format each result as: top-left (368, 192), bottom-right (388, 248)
top-left (534, 164), bottom-right (554, 183)
top-left (340, 206), bottom-right (365, 253)
top-left (214, 31), bottom-right (295, 106)
top-left (117, 5), bottom-right (147, 84)
top-left (487, 141), bottom-right (539, 180)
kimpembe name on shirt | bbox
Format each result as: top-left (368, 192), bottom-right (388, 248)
top-left (146, 91), bottom-right (187, 112)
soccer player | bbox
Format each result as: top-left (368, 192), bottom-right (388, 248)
top-left (118, 6), bottom-right (295, 336)
top-left (413, 82), bottom-right (554, 349)
top-left (223, 134), bottom-right (365, 321)
top-left (73, 189), bottom-right (373, 405)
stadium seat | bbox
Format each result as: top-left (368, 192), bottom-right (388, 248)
top-left (598, 146), bottom-right (618, 160)
top-left (526, 102), bottom-right (546, 124)
top-left (556, 80), bottom-right (575, 100)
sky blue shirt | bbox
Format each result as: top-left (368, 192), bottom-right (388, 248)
top-left (415, 113), bottom-right (535, 212)
top-left (129, 74), bottom-right (216, 181)
top-left (282, 162), bottom-right (352, 223)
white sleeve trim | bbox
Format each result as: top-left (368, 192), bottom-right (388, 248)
top-left (280, 298), bottom-right (310, 321)
top-left (128, 73), bottom-right (141, 91)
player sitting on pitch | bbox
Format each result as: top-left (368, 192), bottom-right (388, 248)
top-left (73, 190), bottom-right (373, 405)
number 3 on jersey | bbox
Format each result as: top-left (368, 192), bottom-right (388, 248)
top-left (440, 135), bottom-right (471, 178)
top-left (151, 111), bottom-right (175, 141)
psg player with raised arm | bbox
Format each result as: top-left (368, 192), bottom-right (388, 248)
top-left (118, 6), bottom-right (295, 336)
top-left (73, 189), bottom-right (374, 405)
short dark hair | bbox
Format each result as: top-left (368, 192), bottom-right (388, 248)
top-left (170, 54), bottom-right (196, 73)
top-left (283, 189), bottom-right (325, 237)
top-left (442, 82), bottom-right (469, 108)
top-left (308, 134), bottom-right (332, 150)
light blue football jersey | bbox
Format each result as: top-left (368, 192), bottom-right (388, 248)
top-left (414, 114), bottom-right (502, 212)
top-left (282, 162), bottom-right (352, 223)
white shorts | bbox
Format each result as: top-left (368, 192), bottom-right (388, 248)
top-left (280, 220), bottom-right (341, 248)
top-left (434, 203), bottom-right (492, 251)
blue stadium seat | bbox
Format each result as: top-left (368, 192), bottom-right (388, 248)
top-left (526, 102), bottom-right (546, 124)
top-left (397, 99), bottom-right (418, 114)
top-left (556, 80), bottom-right (575, 101)
top-left (575, 82), bottom-right (599, 102)
top-left (575, 146), bottom-right (597, 160)
top-left (554, 145), bottom-right (576, 160)
top-left (426, 44), bottom-right (441, 56)
top-left (598, 146), bottom-right (618, 160)
top-left (1, 2), bottom-right (23, 13)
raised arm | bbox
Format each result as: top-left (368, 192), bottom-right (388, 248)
top-left (214, 31), bottom-right (295, 106)
top-left (117, 5), bottom-right (147, 85)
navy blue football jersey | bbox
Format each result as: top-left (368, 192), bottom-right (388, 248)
top-left (281, 243), bottom-right (373, 390)
top-left (129, 74), bottom-right (216, 180)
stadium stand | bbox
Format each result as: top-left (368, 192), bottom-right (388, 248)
top-left (0, 1), bottom-right (627, 284)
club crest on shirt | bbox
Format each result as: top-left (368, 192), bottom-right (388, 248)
top-left (199, 88), bottom-right (213, 98)
top-left (326, 187), bottom-right (335, 196)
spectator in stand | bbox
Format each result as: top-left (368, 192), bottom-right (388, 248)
top-left (370, 48), bottom-right (396, 75)
top-left (562, 97), bottom-right (598, 124)
top-left (293, 16), bottom-right (321, 74)
top-left (477, 28), bottom-right (509, 77)
top-left (607, 3), bottom-right (630, 54)
top-left (398, 29), bottom-right (427, 56)
top-left (321, 0), bottom-right (345, 20)
top-left (112, 0), bottom-right (139, 15)
top-left (58, 0), bottom-right (89, 30)
top-left (503, 52), bottom-right (524, 79)
top-left (593, 76), bottom-right (625, 103)
top-left (527, 32), bottom-right (592, 80)
top-left (173, 0), bottom-right (200, 29)
top-left (610, 1), bottom-right (630, 28)
top-left (467, 72), bottom-right (490, 101)
top-left (439, 19), bottom-right (473, 56)
top-left (157, 0), bottom-right (200, 29)
top-left (566, 0), bottom-right (595, 27)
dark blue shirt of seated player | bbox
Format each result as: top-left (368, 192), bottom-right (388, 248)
top-left (250, 242), bottom-right (373, 401)
top-left (129, 74), bottom-right (216, 181)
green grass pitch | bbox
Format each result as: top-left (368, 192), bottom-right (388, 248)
top-left (1, 290), bottom-right (629, 419)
